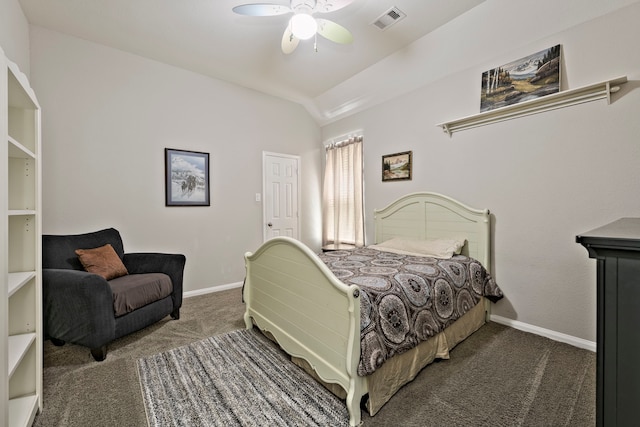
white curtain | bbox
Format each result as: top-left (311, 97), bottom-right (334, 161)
top-left (322, 136), bottom-right (364, 247)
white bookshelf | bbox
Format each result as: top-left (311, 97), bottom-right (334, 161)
top-left (1, 46), bottom-right (42, 427)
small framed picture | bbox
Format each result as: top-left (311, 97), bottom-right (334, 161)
top-left (165, 148), bottom-right (210, 206)
top-left (382, 151), bottom-right (412, 182)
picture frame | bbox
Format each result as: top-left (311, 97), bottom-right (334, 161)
top-left (382, 151), bottom-right (412, 182)
top-left (165, 148), bottom-right (210, 206)
top-left (480, 44), bottom-right (561, 112)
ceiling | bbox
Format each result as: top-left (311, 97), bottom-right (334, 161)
top-left (18, 0), bottom-right (485, 123)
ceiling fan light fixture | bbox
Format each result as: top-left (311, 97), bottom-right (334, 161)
top-left (233, 0), bottom-right (354, 53)
top-left (290, 13), bottom-right (317, 40)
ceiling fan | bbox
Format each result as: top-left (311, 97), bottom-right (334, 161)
top-left (232, 0), bottom-right (355, 54)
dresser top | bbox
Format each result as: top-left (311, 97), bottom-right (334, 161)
top-left (578, 218), bottom-right (640, 240)
top-left (577, 218), bottom-right (640, 254)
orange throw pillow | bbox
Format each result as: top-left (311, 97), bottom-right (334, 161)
top-left (75, 243), bottom-right (129, 280)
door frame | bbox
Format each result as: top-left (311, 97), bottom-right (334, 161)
top-left (262, 151), bottom-right (301, 242)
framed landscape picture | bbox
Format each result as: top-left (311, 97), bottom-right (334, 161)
top-left (165, 148), bottom-right (210, 206)
top-left (382, 151), bottom-right (412, 182)
top-left (480, 44), bottom-right (561, 112)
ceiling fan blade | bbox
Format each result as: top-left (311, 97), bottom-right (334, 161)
top-left (316, 19), bottom-right (353, 44)
top-left (315, 0), bottom-right (355, 13)
top-left (281, 26), bottom-right (300, 54)
top-left (232, 4), bottom-right (292, 16)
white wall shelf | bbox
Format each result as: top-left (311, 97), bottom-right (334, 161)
top-left (8, 272), bottom-right (36, 298)
top-left (8, 136), bottom-right (35, 160)
top-left (8, 210), bottom-right (36, 216)
top-left (7, 334), bottom-right (36, 378)
top-left (437, 76), bottom-right (628, 136)
top-left (9, 395), bottom-right (39, 427)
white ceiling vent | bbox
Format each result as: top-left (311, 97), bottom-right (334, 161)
top-left (371, 7), bottom-right (406, 30)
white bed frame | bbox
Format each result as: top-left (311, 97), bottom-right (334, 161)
top-left (243, 192), bottom-right (491, 426)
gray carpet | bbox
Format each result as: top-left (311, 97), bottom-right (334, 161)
top-left (137, 328), bottom-right (348, 426)
top-left (33, 287), bottom-right (595, 426)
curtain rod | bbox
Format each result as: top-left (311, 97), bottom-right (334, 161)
top-left (324, 131), bottom-right (363, 149)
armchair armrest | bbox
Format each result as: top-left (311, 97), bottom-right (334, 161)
top-left (42, 268), bottom-right (116, 349)
top-left (122, 253), bottom-right (186, 312)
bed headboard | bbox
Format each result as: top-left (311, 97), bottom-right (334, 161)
top-left (373, 192), bottom-right (491, 270)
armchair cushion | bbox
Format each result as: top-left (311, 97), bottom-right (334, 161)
top-left (110, 273), bottom-right (173, 317)
top-left (75, 243), bottom-right (129, 280)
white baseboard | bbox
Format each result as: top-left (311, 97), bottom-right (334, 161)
top-left (490, 314), bottom-right (596, 353)
top-left (183, 281), bottom-right (243, 299)
top-left (183, 285), bottom-right (597, 353)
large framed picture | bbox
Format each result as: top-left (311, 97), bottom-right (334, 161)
top-left (165, 148), bottom-right (210, 206)
top-left (382, 151), bottom-right (412, 182)
top-left (480, 44), bottom-right (561, 112)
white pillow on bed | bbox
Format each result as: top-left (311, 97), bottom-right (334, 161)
top-left (369, 237), bottom-right (465, 259)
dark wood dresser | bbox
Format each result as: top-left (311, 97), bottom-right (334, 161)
top-left (577, 218), bottom-right (640, 427)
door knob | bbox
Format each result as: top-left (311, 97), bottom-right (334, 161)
top-left (267, 222), bottom-right (273, 227)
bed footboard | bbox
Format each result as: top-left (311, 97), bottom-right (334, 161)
top-left (244, 236), bottom-right (366, 426)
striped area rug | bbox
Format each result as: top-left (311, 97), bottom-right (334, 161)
top-left (137, 328), bottom-right (349, 426)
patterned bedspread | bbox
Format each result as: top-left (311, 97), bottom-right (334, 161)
top-left (318, 247), bottom-right (503, 376)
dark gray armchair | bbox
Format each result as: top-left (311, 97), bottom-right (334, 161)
top-left (42, 228), bottom-right (186, 361)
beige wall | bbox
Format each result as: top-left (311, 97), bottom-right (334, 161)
top-left (0, 0), bottom-right (30, 73)
top-left (322, 2), bottom-right (640, 343)
top-left (29, 27), bottom-right (323, 292)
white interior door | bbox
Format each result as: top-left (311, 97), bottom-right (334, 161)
top-left (263, 152), bottom-right (300, 241)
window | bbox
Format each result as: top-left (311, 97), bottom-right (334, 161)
top-left (322, 135), bottom-right (364, 247)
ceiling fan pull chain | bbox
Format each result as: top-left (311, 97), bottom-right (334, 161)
top-left (314, 32), bottom-right (318, 52)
